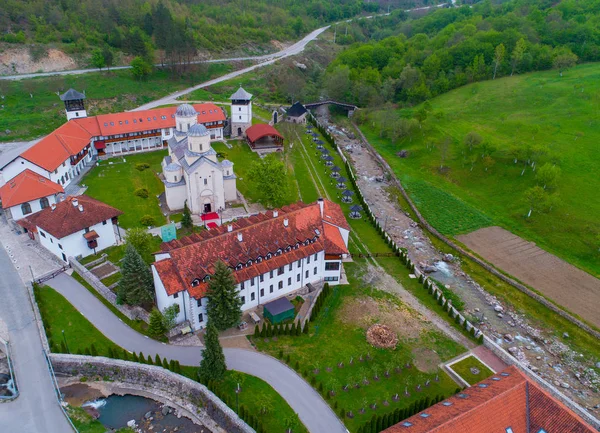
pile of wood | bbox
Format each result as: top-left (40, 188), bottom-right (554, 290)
top-left (366, 324), bottom-right (398, 349)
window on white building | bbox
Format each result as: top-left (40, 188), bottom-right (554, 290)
top-left (287, 277), bottom-right (291, 286)
top-left (204, 178), bottom-right (208, 185)
top-left (59, 244), bottom-right (63, 250)
top-left (314, 253), bottom-right (318, 261)
top-left (197, 299), bottom-right (202, 307)
top-left (307, 255), bottom-right (311, 264)
top-left (305, 270), bottom-right (309, 278)
top-left (241, 296), bottom-right (246, 304)
top-left (270, 285), bottom-right (273, 293)
top-left (102, 220), bottom-right (107, 225)
top-left (297, 274), bottom-right (300, 282)
top-left (174, 293), bottom-right (179, 299)
top-left (40, 231), bottom-right (46, 238)
top-left (314, 267), bottom-right (317, 275)
top-left (21, 202), bottom-right (32, 215)
top-left (260, 289), bottom-right (264, 297)
top-left (251, 278), bottom-right (255, 286)
top-left (277, 267), bottom-right (284, 276)
top-left (297, 260), bottom-right (301, 268)
top-left (260, 275), bottom-right (264, 282)
top-left (269, 270), bottom-right (273, 278)
top-left (288, 263), bottom-right (292, 271)
top-left (325, 262), bottom-right (340, 271)
top-left (324, 276), bottom-right (339, 282)
top-left (198, 313), bottom-right (204, 323)
top-left (278, 281), bottom-right (283, 290)
top-left (40, 197), bottom-right (49, 209)
top-left (251, 292), bottom-right (255, 301)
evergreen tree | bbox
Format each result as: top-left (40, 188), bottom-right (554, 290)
top-left (162, 358), bottom-right (169, 369)
top-left (108, 347), bottom-right (115, 358)
top-left (118, 243), bottom-right (154, 306)
top-left (303, 322), bottom-right (309, 334)
top-left (132, 352), bottom-right (139, 362)
top-left (175, 360), bottom-right (181, 374)
top-left (147, 355), bottom-right (154, 365)
top-left (181, 200), bottom-right (193, 231)
top-left (139, 352), bottom-right (145, 363)
top-left (148, 308), bottom-right (167, 338)
top-left (122, 349), bottom-right (129, 361)
top-left (155, 354), bottom-right (162, 365)
top-left (198, 321), bottom-right (226, 382)
top-left (170, 359), bottom-right (176, 371)
top-left (290, 322), bottom-right (297, 335)
top-left (90, 344), bottom-right (98, 356)
top-left (206, 261), bottom-right (243, 330)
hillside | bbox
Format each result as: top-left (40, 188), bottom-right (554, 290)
top-left (358, 63), bottom-right (600, 277)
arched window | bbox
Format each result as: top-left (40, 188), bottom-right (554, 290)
top-left (203, 275), bottom-right (211, 282)
top-left (191, 279), bottom-right (200, 287)
top-left (266, 253), bottom-right (272, 259)
top-left (21, 202), bottom-right (32, 215)
top-left (285, 246), bottom-right (291, 252)
top-left (247, 260), bottom-right (253, 266)
top-left (235, 264), bottom-right (243, 270)
top-left (39, 197), bottom-right (49, 209)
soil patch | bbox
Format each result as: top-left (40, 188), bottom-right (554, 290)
top-left (61, 383), bottom-right (106, 406)
top-left (0, 47), bottom-right (77, 75)
top-left (411, 347), bottom-right (441, 374)
top-left (457, 226), bottom-right (600, 328)
top-left (340, 296), bottom-right (429, 340)
top-left (91, 262), bottom-right (119, 279)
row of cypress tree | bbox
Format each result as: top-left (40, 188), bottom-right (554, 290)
top-left (253, 320), bottom-right (309, 338)
top-left (309, 283), bottom-right (332, 322)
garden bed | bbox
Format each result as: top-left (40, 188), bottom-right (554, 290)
top-left (447, 355), bottom-right (494, 386)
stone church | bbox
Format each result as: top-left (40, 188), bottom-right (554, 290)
top-left (161, 104), bottom-right (236, 214)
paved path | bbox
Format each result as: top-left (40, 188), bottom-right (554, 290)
top-left (0, 248), bottom-right (73, 433)
top-left (46, 273), bottom-right (346, 433)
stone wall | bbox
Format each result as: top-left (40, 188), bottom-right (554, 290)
top-left (70, 258), bottom-right (149, 323)
top-left (50, 354), bottom-right (255, 433)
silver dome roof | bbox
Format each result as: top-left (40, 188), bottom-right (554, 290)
top-left (175, 104), bottom-right (197, 117)
top-left (164, 162), bottom-right (182, 172)
top-left (188, 124), bottom-right (210, 137)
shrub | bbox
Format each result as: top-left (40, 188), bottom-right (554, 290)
top-left (134, 188), bottom-right (149, 198)
top-left (285, 354), bottom-right (291, 364)
top-left (147, 355), bottom-right (154, 365)
top-left (90, 344), bottom-right (98, 356)
top-left (135, 162), bottom-right (150, 171)
top-left (278, 349), bottom-right (284, 359)
top-left (253, 325), bottom-right (260, 338)
top-left (140, 215), bottom-right (155, 226)
top-left (294, 360), bottom-right (300, 370)
top-left (107, 347), bottom-right (114, 358)
top-left (132, 352), bottom-right (139, 362)
top-left (155, 354), bottom-right (162, 365)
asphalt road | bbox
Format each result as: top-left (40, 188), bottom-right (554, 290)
top-left (46, 273), bottom-right (346, 433)
top-left (0, 248), bottom-right (73, 433)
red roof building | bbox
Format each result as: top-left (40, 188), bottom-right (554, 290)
top-left (152, 199), bottom-right (350, 331)
top-left (245, 123), bottom-right (284, 151)
top-left (383, 366), bottom-right (597, 433)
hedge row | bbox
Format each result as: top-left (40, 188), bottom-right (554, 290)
top-left (309, 282), bottom-right (333, 323)
top-left (253, 320), bottom-right (309, 338)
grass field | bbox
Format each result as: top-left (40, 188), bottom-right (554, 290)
top-left (83, 152), bottom-right (167, 229)
top-left (448, 356), bottom-right (494, 386)
top-left (34, 284), bottom-right (123, 355)
top-left (0, 64), bottom-right (232, 142)
top-left (253, 262), bottom-right (463, 432)
top-left (360, 63), bottom-right (600, 277)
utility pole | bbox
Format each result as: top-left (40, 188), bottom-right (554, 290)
top-left (333, 25), bottom-right (337, 44)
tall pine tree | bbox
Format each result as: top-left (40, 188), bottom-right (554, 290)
top-left (206, 260), bottom-right (242, 330)
top-left (198, 321), bottom-right (226, 383)
top-left (181, 200), bottom-right (193, 231)
top-left (148, 308), bottom-right (167, 338)
top-left (117, 243), bottom-right (154, 306)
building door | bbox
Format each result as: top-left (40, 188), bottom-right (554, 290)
top-left (204, 203), bottom-right (212, 213)
top-left (237, 127), bottom-right (242, 136)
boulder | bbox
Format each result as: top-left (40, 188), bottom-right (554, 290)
top-left (161, 406), bottom-right (171, 416)
top-left (503, 334), bottom-right (513, 342)
top-left (494, 305), bottom-right (504, 313)
top-left (127, 420), bottom-right (136, 428)
top-left (144, 411), bottom-right (152, 420)
top-left (442, 253), bottom-right (454, 262)
top-left (560, 382), bottom-right (570, 389)
top-left (508, 347), bottom-right (518, 355)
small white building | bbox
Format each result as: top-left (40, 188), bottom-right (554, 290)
top-left (161, 104), bottom-right (237, 214)
top-left (152, 198), bottom-right (350, 330)
top-left (230, 87), bottom-right (253, 138)
top-left (0, 169), bottom-right (64, 221)
top-left (18, 195), bottom-right (122, 263)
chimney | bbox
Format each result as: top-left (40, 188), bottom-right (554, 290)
top-left (78, 205), bottom-right (84, 212)
top-left (283, 218), bottom-right (289, 227)
top-left (317, 198), bottom-right (324, 216)
top-left (273, 210), bottom-right (279, 218)
top-left (72, 198), bottom-right (79, 207)
top-left (237, 233), bottom-right (243, 242)
top-left (227, 225), bottom-right (233, 232)
top-left (51, 203), bottom-right (56, 211)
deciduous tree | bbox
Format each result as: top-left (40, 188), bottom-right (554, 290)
top-left (493, 43), bottom-right (505, 79)
top-left (91, 48), bottom-right (106, 70)
top-left (248, 154), bottom-right (289, 208)
top-left (536, 163), bottom-right (561, 190)
top-left (511, 38), bottom-right (527, 76)
top-left (553, 48), bottom-right (578, 77)
top-left (125, 227), bottom-right (154, 263)
top-left (131, 56), bottom-right (152, 80)
top-left (162, 304), bottom-right (180, 330)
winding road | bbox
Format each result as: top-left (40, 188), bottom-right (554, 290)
top-left (46, 273), bottom-right (346, 433)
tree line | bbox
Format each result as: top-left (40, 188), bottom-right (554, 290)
top-left (323, 0), bottom-right (600, 106)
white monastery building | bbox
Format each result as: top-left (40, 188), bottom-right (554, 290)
top-left (0, 169), bottom-right (64, 221)
top-left (161, 104), bottom-right (236, 214)
top-left (18, 195), bottom-right (122, 263)
top-left (152, 198), bottom-right (350, 331)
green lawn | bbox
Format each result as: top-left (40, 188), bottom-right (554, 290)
top-left (179, 368), bottom-right (308, 433)
top-left (34, 284), bottom-right (123, 356)
top-left (448, 356), bottom-right (494, 386)
top-left (360, 63), bottom-right (600, 277)
top-left (101, 272), bottom-right (121, 287)
top-left (0, 64), bottom-right (232, 142)
top-left (83, 152), bottom-right (167, 229)
top-left (253, 262), bottom-right (463, 432)
top-left (80, 236), bottom-right (163, 266)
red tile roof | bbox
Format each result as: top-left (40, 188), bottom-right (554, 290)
top-left (154, 199), bottom-right (349, 299)
top-left (0, 169), bottom-right (64, 208)
top-left (245, 123), bottom-right (284, 143)
top-left (17, 195), bottom-right (122, 239)
top-left (383, 366), bottom-right (596, 433)
top-left (16, 104), bottom-right (225, 173)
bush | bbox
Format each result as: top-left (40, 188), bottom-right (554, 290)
top-left (140, 215), bottom-right (155, 226)
top-left (135, 162), bottom-right (150, 171)
top-left (134, 188), bottom-right (149, 198)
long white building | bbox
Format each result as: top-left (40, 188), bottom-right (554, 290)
top-left (152, 198), bottom-right (350, 331)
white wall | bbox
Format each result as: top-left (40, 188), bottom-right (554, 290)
top-left (9, 194), bottom-right (58, 221)
top-left (65, 109), bottom-right (87, 121)
top-left (38, 217), bottom-right (118, 262)
top-left (223, 178), bottom-right (237, 202)
top-left (165, 184), bottom-right (187, 211)
top-left (2, 157), bottom-right (49, 184)
top-left (153, 265), bottom-right (187, 324)
top-left (48, 158), bottom-right (74, 187)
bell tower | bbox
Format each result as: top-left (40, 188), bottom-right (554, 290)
top-left (229, 86), bottom-right (252, 138)
top-left (60, 88), bottom-right (87, 121)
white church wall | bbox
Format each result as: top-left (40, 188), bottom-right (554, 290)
top-left (9, 194), bottom-right (58, 221)
top-left (165, 184), bottom-right (187, 211)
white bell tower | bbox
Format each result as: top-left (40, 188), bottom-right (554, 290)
top-left (229, 86), bottom-right (252, 138)
top-left (60, 88), bottom-right (87, 121)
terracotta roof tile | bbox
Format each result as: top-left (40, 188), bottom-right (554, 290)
top-left (246, 123), bottom-right (284, 143)
top-left (323, 199), bottom-right (350, 230)
top-left (154, 200), bottom-right (349, 299)
top-left (18, 195), bottom-right (122, 239)
top-left (0, 169), bottom-right (63, 208)
top-left (383, 366), bottom-right (596, 433)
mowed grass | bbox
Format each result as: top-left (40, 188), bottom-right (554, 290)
top-left (83, 151), bottom-right (167, 229)
top-left (253, 263), bottom-right (463, 432)
top-left (0, 64), bottom-right (232, 142)
top-left (448, 356), bottom-right (494, 386)
top-left (361, 63), bottom-right (600, 277)
top-left (34, 284), bottom-right (123, 355)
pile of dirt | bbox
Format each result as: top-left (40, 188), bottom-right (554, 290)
top-left (366, 324), bottom-right (398, 349)
top-left (0, 47), bottom-right (77, 75)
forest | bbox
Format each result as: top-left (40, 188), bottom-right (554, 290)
top-left (322, 0), bottom-right (600, 106)
top-left (0, 0), bottom-right (385, 60)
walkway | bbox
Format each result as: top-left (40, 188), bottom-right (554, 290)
top-left (0, 248), bottom-right (73, 433)
top-left (45, 273), bottom-right (345, 433)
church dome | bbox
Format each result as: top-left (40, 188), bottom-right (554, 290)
top-left (164, 162), bottom-right (182, 172)
top-left (221, 159), bottom-right (233, 167)
top-left (175, 104), bottom-right (197, 117)
top-left (188, 124), bottom-right (210, 137)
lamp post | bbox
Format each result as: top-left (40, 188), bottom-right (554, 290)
top-left (235, 382), bottom-right (241, 414)
top-left (62, 329), bottom-right (70, 354)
